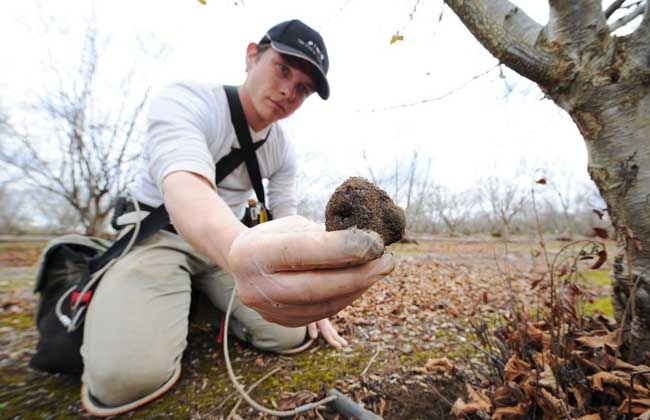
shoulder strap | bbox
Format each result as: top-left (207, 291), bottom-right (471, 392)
top-left (223, 85), bottom-right (267, 205)
top-left (214, 141), bottom-right (266, 184)
top-left (85, 86), bottom-right (263, 276)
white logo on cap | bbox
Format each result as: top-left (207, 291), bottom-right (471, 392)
top-left (298, 38), bottom-right (325, 65)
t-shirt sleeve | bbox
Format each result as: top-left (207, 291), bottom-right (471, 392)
top-left (145, 82), bottom-right (217, 194)
top-left (266, 137), bottom-right (298, 218)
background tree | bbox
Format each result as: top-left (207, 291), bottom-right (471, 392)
top-left (0, 21), bottom-right (163, 235)
top-left (480, 174), bottom-right (527, 240)
top-left (445, 0), bottom-right (650, 362)
top-left (363, 149), bottom-right (434, 232)
top-left (430, 186), bottom-right (476, 236)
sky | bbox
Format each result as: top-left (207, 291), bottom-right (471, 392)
top-left (1, 0), bottom-right (618, 196)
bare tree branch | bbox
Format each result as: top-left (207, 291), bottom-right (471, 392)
top-left (444, 0), bottom-right (556, 86)
top-left (362, 151), bottom-right (379, 185)
top-left (606, 0), bottom-right (629, 18)
top-left (374, 64), bottom-right (499, 111)
top-left (0, 19), bottom-right (151, 234)
top-left (546, 0), bottom-right (609, 55)
top-left (630, 1), bottom-right (650, 54)
top-left (609, 1), bottom-right (646, 31)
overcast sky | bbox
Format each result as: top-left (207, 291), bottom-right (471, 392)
top-left (1, 0), bottom-right (605, 195)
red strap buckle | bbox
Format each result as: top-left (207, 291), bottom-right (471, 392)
top-left (70, 290), bottom-right (93, 308)
top-left (216, 312), bottom-right (226, 345)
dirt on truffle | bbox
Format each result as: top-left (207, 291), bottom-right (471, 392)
top-left (325, 177), bottom-right (406, 245)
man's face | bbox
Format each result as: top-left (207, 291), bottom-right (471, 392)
top-left (242, 44), bottom-right (316, 129)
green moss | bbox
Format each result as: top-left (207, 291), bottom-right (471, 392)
top-left (0, 267), bottom-right (37, 288)
top-left (0, 312), bottom-right (33, 330)
top-left (406, 349), bottom-right (444, 366)
top-left (581, 296), bottom-right (614, 318)
top-left (0, 372), bottom-right (81, 419)
top-left (578, 269), bottom-right (611, 286)
top-left (387, 243), bottom-right (422, 256)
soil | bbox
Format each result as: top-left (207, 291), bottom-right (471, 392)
top-left (325, 177), bottom-right (405, 246)
top-left (0, 235), bottom-right (618, 419)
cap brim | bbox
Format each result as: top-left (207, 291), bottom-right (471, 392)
top-left (269, 41), bottom-right (330, 100)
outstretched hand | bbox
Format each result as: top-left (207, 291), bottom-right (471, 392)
top-left (228, 215), bottom-right (395, 327)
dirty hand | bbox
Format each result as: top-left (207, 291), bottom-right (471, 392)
top-left (228, 215), bottom-right (395, 327)
top-left (308, 319), bottom-right (349, 349)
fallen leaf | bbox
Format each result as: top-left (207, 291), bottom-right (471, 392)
top-left (618, 398), bottom-right (650, 415)
top-left (505, 355), bottom-right (531, 383)
top-left (255, 354), bottom-right (265, 367)
top-left (593, 227), bottom-right (609, 239)
top-left (576, 330), bottom-right (620, 350)
top-left (577, 414), bottom-right (601, 420)
top-left (592, 250), bottom-right (608, 269)
top-left (492, 403), bottom-right (529, 420)
top-left (424, 357), bottom-right (454, 373)
top-left (390, 33), bottom-right (404, 44)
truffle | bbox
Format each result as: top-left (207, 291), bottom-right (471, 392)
top-left (325, 177), bottom-right (406, 245)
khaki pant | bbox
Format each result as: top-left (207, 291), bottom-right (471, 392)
top-left (80, 225), bottom-right (306, 407)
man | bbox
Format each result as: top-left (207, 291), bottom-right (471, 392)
top-left (79, 19), bottom-right (395, 416)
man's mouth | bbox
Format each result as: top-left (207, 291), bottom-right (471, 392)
top-left (269, 99), bottom-right (286, 113)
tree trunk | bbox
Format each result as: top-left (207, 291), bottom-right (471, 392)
top-left (570, 55), bottom-right (650, 362)
top-left (445, 0), bottom-right (650, 362)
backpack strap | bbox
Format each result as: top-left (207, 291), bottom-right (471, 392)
top-left (223, 85), bottom-right (267, 205)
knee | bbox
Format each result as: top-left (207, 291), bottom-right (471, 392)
top-left (83, 354), bottom-right (179, 406)
top-left (248, 323), bottom-right (307, 352)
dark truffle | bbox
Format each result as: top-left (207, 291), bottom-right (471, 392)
top-left (325, 177), bottom-right (406, 245)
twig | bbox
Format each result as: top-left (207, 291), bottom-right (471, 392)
top-left (227, 367), bottom-right (281, 420)
top-left (212, 389), bottom-right (239, 413)
top-left (605, 0), bottom-right (627, 18)
top-left (609, 1), bottom-right (646, 31)
top-left (469, 342), bottom-right (505, 370)
top-left (372, 64), bottom-right (499, 112)
top-left (315, 407), bottom-right (326, 420)
top-left (430, 384), bottom-right (472, 420)
top-left (360, 349), bottom-right (381, 377)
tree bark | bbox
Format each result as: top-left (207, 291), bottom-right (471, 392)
top-left (446, 0), bottom-right (650, 362)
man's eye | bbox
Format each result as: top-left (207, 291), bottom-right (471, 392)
top-left (296, 84), bottom-right (311, 95)
top-left (278, 64), bottom-right (290, 76)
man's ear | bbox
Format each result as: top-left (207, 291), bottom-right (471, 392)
top-left (245, 42), bottom-right (258, 72)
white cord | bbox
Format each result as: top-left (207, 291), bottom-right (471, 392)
top-left (223, 289), bottom-right (338, 416)
top-left (56, 192), bottom-right (143, 332)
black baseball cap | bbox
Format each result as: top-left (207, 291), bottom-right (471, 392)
top-left (260, 19), bottom-right (330, 100)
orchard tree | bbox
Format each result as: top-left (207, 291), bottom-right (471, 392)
top-left (0, 20), bottom-right (164, 235)
top-left (445, 0), bottom-right (650, 362)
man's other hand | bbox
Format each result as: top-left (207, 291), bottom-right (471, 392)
top-left (308, 319), bottom-right (348, 349)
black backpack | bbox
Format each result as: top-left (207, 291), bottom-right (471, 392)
top-left (30, 85), bottom-right (273, 374)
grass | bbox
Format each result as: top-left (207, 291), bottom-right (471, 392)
top-left (578, 268), bottom-right (612, 286)
top-left (0, 311), bottom-right (34, 330)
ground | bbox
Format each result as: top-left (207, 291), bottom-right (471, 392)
top-left (0, 235), bottom-right (616, 419)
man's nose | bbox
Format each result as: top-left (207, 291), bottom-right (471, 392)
top-left (278, 80), bottom-right (296, 102)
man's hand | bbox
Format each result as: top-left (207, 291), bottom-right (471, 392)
top-left (308, 319), bottom-right (348, 349)
top-left (228, 215), bottom-right (395, 327)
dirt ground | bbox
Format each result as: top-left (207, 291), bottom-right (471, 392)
top-left (0, 235), bottom-right (617, 419)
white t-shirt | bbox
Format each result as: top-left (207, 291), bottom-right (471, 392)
top-left (132, 81), bottom-right (298, 219)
